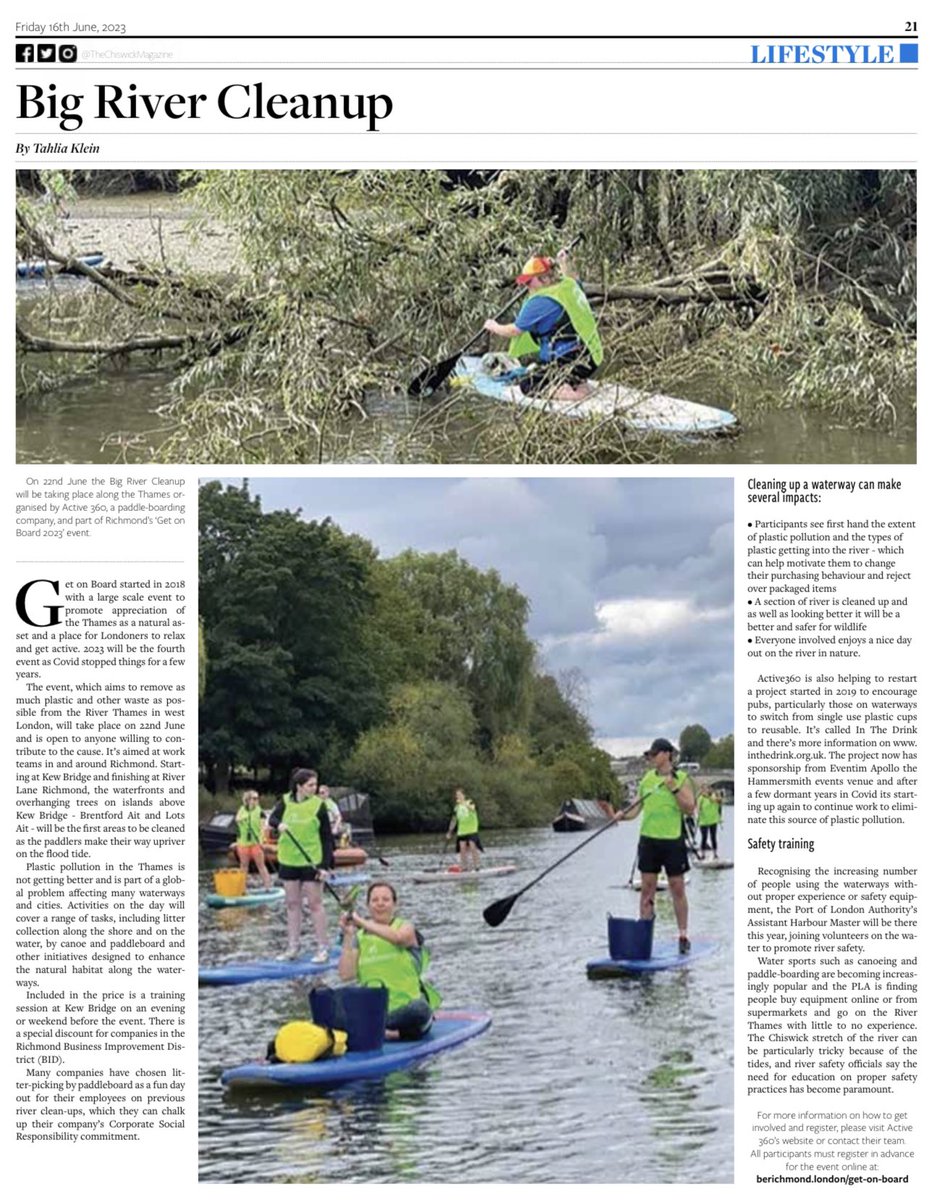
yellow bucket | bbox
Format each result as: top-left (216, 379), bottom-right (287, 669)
top-left (213, 868), bottom-right (247, 897)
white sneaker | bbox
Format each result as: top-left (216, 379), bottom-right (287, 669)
top-left (311, 947), bottom-right (331, 964)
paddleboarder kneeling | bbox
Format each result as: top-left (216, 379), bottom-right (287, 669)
top-left (483, 247), bottom-right (603, 402)
top-left (445, 787), bottom-right (483, 871)
top-left (614, 738), bottom-right (695, 954)
top-left (338, 882), bottom-right (441, 1041)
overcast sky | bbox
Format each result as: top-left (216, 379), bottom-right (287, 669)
top-left (217, 476), bottom-right (733, 756)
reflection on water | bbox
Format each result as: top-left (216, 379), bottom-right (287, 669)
top-left (199, 826), bottom-right (734, 1184)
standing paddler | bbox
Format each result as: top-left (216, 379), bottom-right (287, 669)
top-left (445, 787), bottom-right (483, 871)
top-left (267, 768), bottom-right (334, 962)
top-left (233, 789), bottom-right (273, 890)
top-left (613, 738), bottom-right (695, 953)
top-left (697, 788), bottom-right (723, 859)
top-left (483, 246), bottom-right (604, 402)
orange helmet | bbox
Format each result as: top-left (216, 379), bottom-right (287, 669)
top-left (515, 255), bottom-right (555, 284)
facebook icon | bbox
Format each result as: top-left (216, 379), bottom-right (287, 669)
top-left (15, 43), bottom-right (35, 62)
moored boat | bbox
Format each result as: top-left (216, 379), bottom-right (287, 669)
top-left (552, 797), bottom-right (615, 833)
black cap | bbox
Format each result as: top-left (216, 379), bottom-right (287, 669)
top-left (644, 738), bottom-right (676, 757)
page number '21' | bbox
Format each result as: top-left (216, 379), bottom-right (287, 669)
top-left (904, 20), bottom-right (917, 30)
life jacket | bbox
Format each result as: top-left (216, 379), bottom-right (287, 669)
top-left (698, 793), bottom-right (721, 826)
top-left (273, 1021), bottom-right (348, 1063)
top-left (276, 794), bottom-right (324, 867)
top-left (454, 801), bottom-right (479, 836)
top-left (509, 278), bottom-right (604, 365)
top-left (639, 769), bottom-right (690, 840)
top-left (358, 918), bottom-right (442, 1013)
top-left (235, 805), bottom-right (263, 846)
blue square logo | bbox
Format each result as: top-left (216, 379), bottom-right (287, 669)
top-left (899, 43), bottom-right (918, 63)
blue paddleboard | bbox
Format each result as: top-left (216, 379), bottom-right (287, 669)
top-left (206, 887), bottom-right (285, 909)
top-left (586, 938), bottom-right (718, 978)
top-left (199, 945), bottom-right (341, 987)
top-left (328, 871), bottom-right (370, 888)
top-left (17, 253), bottom-right (105, 278)
top-left (221, 1010), bottom-right (491, 1088)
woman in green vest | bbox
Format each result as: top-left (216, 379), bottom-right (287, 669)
top-left (233, 789), bottom-right (272, 890)
top-left (267, 767), bottom-right (334, 962)
top-left (338, 882), bottom-right (441, 1041)
top-left (698, 789), bottom-right (723, 859)
top-left (445, 787), bottom-right (482, 871)
top-left (483, 246), bottom-right (603, 402)
top-left (614, 738), bottom-right (695, 954)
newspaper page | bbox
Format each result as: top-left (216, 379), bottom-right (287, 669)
top-left (7, 3), bottom-right (924, 1195)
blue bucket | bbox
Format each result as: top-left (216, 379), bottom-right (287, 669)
top-left (310, 985), bottom-right (388, 1052)
top-left (608, 916), bottom-right (654, 961)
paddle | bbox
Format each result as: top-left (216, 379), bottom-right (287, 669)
top-left (482, 799), bottom-right (637, 928)
top-left (280, 827), bottom-right (359, 911)
top-left (483, 777), bottom-right (682, 927)
top-left (407, 232), bottom-right (584, 398)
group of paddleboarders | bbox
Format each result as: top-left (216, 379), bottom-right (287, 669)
top-left (484, 246), bottom-right (604, 402)
top-left (224, 749), bottom-right (720, 1066)
top-left (233, 769), bottom-right (448, 1044)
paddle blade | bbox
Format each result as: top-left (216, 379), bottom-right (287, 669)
top-left (483, 893), bottom-right (519, 928)
top-left (408, 354), bottom-right (458, 398)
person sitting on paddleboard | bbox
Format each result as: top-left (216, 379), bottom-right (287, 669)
top-left (234, 789), bottom-right (273, 891)
top-left (267, 767), bottom-right (334, 962)
top-left (613, 738), bottom-right (695, 954)
top-left (338, 882), bottom-right (441, 1041)
top-left (483, 246), bottom-right (603, 402)
top-left (445, 787), bottom-right (483, 871)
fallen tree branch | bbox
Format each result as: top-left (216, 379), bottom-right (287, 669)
top-left (16, 323), bottom-right (195, 356)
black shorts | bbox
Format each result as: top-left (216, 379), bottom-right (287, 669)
top-left (638, 836), bottom-right (689, 878)
top-left (277, 864), bottom-right (322, 882)
top-left (456, 833), bottom-right (483, 851)
top-left (519, 349), bottom-right (597, 395)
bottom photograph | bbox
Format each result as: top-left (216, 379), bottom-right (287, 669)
top-left (197, 475), bottom-right (735, 1185)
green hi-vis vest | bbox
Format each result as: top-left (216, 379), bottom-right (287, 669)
top-left (454, 801), bottom-right (479, 837)
top-left (276, 795), bottom-right (324, 867)
top-left (698, 793), bottom-right (721, 827)
top-left (508, 278), bottom-right (604, 365)
top-left (639, 769), bottom-right (689, 841)
top-left (235, 805), bottom-right (264, 846)
top-left (357, 918), bottom-right (442, 1012)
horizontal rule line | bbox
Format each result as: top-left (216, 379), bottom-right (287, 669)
top-left (18, 130), bottom-right (914, 136)
top-left (14, 33), bottom-right (918, 40)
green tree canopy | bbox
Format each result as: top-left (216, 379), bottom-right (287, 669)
top-left (199, 481), bottom-right (382, 790)
top-left (678, 724), bottom-right (713, 763)
top-left (703, 734), bottom-right (734, 769)
top-left (378, 549), bottom-right (535, 748)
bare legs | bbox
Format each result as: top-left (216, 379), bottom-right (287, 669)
top-left (283, 880), bottom-right (328, 956)
top-left (639, 872), bottom-right (689, 949)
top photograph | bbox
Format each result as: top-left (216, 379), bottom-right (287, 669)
top-left (16, 168), bottom-right (915, 466)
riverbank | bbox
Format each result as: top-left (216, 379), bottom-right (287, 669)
top-left (56, 193), bottom-right (242, 275)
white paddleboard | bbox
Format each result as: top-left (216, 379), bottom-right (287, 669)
top-left (412, 864), bottom-right (518, 885)
top-left (454, 356), bottom-right (738, 436)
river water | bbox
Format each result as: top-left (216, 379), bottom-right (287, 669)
top-left (16, 345), bottom-right (914, 465)
top-left (198, 824), bottom-right (733, 1184)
